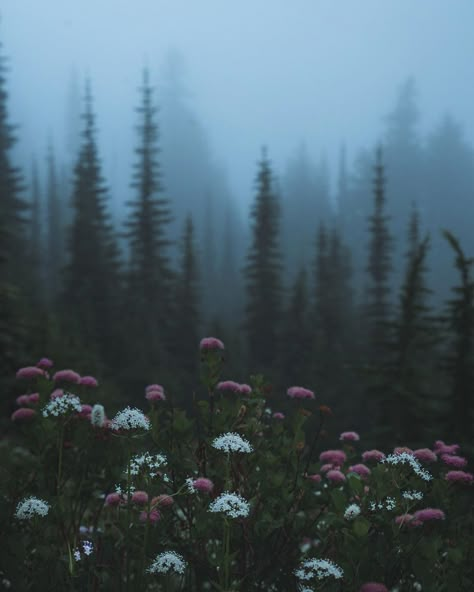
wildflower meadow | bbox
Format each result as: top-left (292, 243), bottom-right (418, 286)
top-left (1, 339), bottom-right (473, 591)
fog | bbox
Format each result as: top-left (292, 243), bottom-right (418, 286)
top-left (3, 0), bottom-right (474, 216)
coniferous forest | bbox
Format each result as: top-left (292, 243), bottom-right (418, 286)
top-left (1, 5), bottom-right (474, 591)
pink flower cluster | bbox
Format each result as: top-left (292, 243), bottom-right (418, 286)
top-left (192, 478), bottom-right (214, 493)
top-left (319, 450), bottom-right (347, 465)
top-left (287, 386), bottom-right (315, 399)
top-left (145, 384), bottom-right (166, 401)
top-left (217, 381), bottom-right (252, 395)
top-left (199, 337), bottom-right (224, 351)
top-left (79, 376), bottom-right (98, 387)
top-left (434, 440), bottom-right (459, 455)
top-left (53, 369), bottom-right (81, 384)
top-left (413, 448), bottom-right (437, 463)
top-left (340, 431), bottom-right (360, 442)
top-left (348, 464), bottom-right (371, 479)
top-left (362, 450), bottom-right (385, 462)
top-left (445, 470), bottom-right (473, 484)
top-left (360, 583), bottom-right (388, 592)
top-left (16, 393), bottom-right (40, 406)
top-left (16, 366), bottom-right (46, 380)
top-left (412, 508), bottom-right (445, 522)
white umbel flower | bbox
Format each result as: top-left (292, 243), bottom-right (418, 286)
top-left (130, 452), bottom-right (167, 478)
top-left (381, 452), bottom-right (432, 481)
top-left (90, 404), bottom-right (105, 427)
top-left (15, 496), bottom-right (50, 520)
top-left (295, 557), bottom-right (343, 581)
top-left (402, 490), bottom-right (424, 501)
top-left (110, 407), bottom-right (150, 431)
top-left (212, 432), bottom-right (253, 454)
top-left (42, 393), bottom-right (81, 417)
top-left (147, 551), bottom-right (186, 574)
top-left (344, 503), bottom-right (361, 520)
top-left (208, 491), bottom-right (250, 518)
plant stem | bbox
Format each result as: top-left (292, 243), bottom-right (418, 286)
top-left (57, 422), bottom-right (65, 496)
top-left (125, 436), bottom-right (132, 592)
top-left (223, 518), bottom-right (231, 590)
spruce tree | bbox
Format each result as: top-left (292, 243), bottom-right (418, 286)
top-left (366, 145), bottom-right (393, 355)
top-left (123, 69), bottom-right (173, 382)
top-left (28, 159), bottom-right (43, 300)
top-left (63, 82), bottom-right (121, 368)
top-left (244, 148), bottom-right (282, 375)
top-left (45, 144), bottom-right (63, 302)
top-left (440, 230), bottom-right (474, 443)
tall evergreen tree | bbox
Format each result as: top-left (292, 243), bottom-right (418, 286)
top-left (28, 159), bottom-right (43, 300)
top-left (123, 69), bottom-right (173, 381)
top-left (366, 145), bottom-right (393, 355)
top-left (244, 149), bottom-right (282, 375)
top-left (63, 82), bottom-right (121, 369)
top-left (440, 231), bottom-right (474, 443)
top-left (45, 144), bottom-right (64, 302)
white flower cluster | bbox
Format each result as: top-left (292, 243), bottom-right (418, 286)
top-left (212, 432), bottom-right (253, 454)
top-left (344, 503), bottom-right (361, 520)
top-left (402, 490), bottom-right (424, 501)
top-left (90, 404), bottom-right (105, 427)
top-left (115, 483), bottom-right (135, 496)
top-left (42, 393), bottom-right (81, 417)
top-left (369, 497), bottom-right (396, 512)
top-left (208, 491), bottom-right (250, 518)
top-left (129, 451), bottom-right (167, 478)
top-left (74, 540), bottom-right (93, 561)
top-left (110, 407), bottom-right (150, 431)
top-left (381, 452), bottom-right (432, 481)
top-left (294, 558), bottom-right (344, 582)
top-left (147, 551), bottom-right (186, 575)
top-left (15, 496), bottom-right (50, 520)
top-left (186, 477), bottom-right (196, 494)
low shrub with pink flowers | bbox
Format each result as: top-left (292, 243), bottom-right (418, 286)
top-left (1, 340), bottom-right (473, 591)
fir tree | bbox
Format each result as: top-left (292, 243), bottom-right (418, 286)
top-left (244, 148), bottom-right (282, 375)
top-left (63, 82), bottom-right (121, 367)
top-left (123, 69), bottom-right (173, 381)
top-left (440, 230), bottom-right (474, 442)
top-left (28, 159), bottom-right (43, 301)
top-left (366, 145), bottom-right (393, 355)
top-left (45, 144), bottom-right (63, 302)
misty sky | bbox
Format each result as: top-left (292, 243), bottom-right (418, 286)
top-left (2, 0), bottom-right (474, 215)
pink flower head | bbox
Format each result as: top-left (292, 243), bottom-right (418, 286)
top-left (340, 431), bottom-right (360, 442)
top-left (36, 357), bottom-right (54, 369)
top-left (50, 388), bottom-right (64, 400)
top-left (445, 470), bottom-right (474, 484)
top-left (348, 464), bottom-right (371, 479)
top-left (413, 448), bottom-right (438, 463)
top-left (360, 583), bottom-right (389, 592)
top-left (362, 449), bottom-right (386, 463)
top-left (307, 474), bottom-right (322, 483)
top-left (28, 393), bottom-right (40, 404)
top-left (152, 494), bottom-right (174, 508)
top-left (320, 463), bottom-right (334, 473)
top-left (139, 509), bottom-right (160, 523)
top-left (239, 383), bottom-right (252, 395)
top-left (287, 386), bottom-right (315, 399)
top-left (131, 490), bottom-right (149, 505)
top-left (16, 394), bottom-right (30, 406)
top-left (434, 440), bottom-right (460, 455)
top-left (53, 369), bottom-right (81, 384)
top-left (192, 478), bottom-right (214, 493)
top-left (105, 493), bottom-right (123, 506)
top-left (80, 376), bottom-right (98, 387)
top-left (395, 513), bottom-right (422, 527)
top-left (11, 408), bottom-right (36, 422)
top-left (394, 446), bottom-right (413, 455)
top-left (320, 450), bottom-right (347, 465)
top-left (326, 469), bottom-right (346, 484)
top-left (146, 383), bottom-right (164, 393)
top-left (272, 412), bottom-right (285, 420)
top-left (79, 404), bottom-right (93, 416)
top-left (217, 380), bottom-right (241, 393)
top-left (16, 366), bottom-right (45, 380)
top-left (199, 337), bottom-right (225, 351)
top-left (413, 508), bottom-right (446, 523)
top-left (441, 454), bottom-right (467, 468)
top-left (145, 388), bottom-right (166, 401)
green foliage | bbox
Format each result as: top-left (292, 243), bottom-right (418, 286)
top-left (2, 344), bottom-right (473, 591)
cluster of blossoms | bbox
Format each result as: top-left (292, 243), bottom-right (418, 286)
top-left (110, 407), bottom-right (150, 431)
top-left (344, 503), bottom-right (361, 520)
top-left (147, 551), bottom-right (186, 575)
top-left (212, 432), bottom-right (253, 454)
top-left (52, 369), bottom-right (81, 384)
top-left (145, 384), bottom-right (166, 401)
top-left (294, 557), bottom-right (344, 582)
top-left (199, 337), bottom-right (224, 351)
top-left (340, 431), bottom-right (360, 442)
top-left (15, 496), bottom-right (50, 520)
top-left (16, 366), bottom-right (47, 380)
top-left (73, 540), bottom-right (93, 561)
top-left (90, 404), bottom-right (106, 427)
top-left (186, 477), bottom-right (214, 494)
top-left (208, 492), bottom-right (250, 518)
top-left (381, 452), bottom-right (432, 481)
top-left (42, 393), bottom-right (82, 418)
top-left (287, 386), bottom-right (315, 399)
top-left (130, 452), bottom-right (167, 479)
top-left (402, 490), bottom-right (424, 501)
top-left (216, 380), bottom-right (252, 395)
top-left (369, 497), bottom-right (397, 512)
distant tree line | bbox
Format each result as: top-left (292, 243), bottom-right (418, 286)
top-left (1, 38), bottom-right (473, 450)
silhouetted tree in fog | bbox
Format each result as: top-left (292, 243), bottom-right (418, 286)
top-left (244, 149), bottom-right (282, 375)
